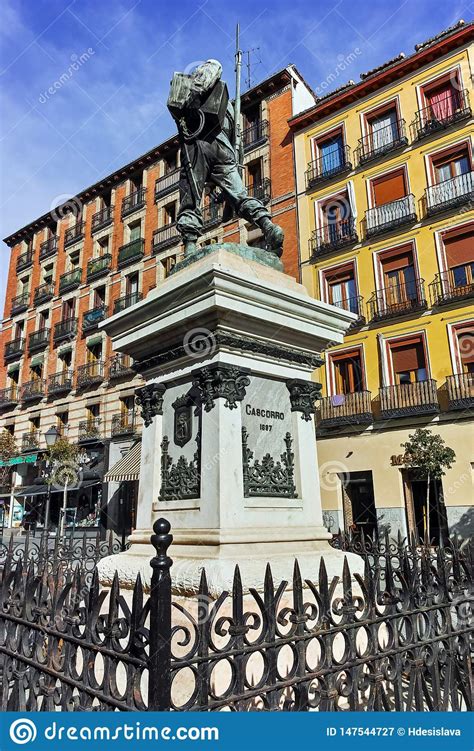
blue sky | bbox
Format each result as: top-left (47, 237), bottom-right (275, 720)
top-left (0, 0), bottom-right (467, 307)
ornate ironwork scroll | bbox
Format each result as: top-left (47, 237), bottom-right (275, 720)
top-left (192, 364), bottom-right (250, 412)
top-left (286, 378), bottom-right (322, 421)
top-left (135, 382), bottom-right (166, 427)
top-left (241, 427), bottom-right (297, 497)
top-left (159, 434), bottom-right (200, 501)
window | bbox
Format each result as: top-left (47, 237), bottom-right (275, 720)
top-left (319, 190), bottom-right (354, 244)
top-left (126, 272), bottom-right (139, 297)
top-left (423, 76), bottom-right (461, 124)
top-left (131, 174), bottom-right (142, 192)
top-left (442, 224), bottom-right (474, 290)
top-left (243, 104), bottom-right (260, 128)
top-left (379, 245), bottom-right (418, 305)
top-left (323, 264), bottom-right (358, 314)
top-left (30, 363), bottom-right (43, 382)
top-left (164, 154), bottom-right (177, 173)
top-left (19, 275), bottom-right (29, 295)
top-left (372, 168), bottom-right (407, 207)
top-left (389, 337), bottom-right (428, 384)
top-left (59, 350), bottom-right (72, 372)
top-left (319, 131), bottom-right (345, 175)
top-left (62, 299), bottom-right (75, 319)
top-left (100, 192), bottom-right (111, 209)
top-left (14, 321), bottom-right (24, 340)
top-left (57, 411), bottom-right (69, 435)
top-left (129, 222), bottom-right (141, 242)
top-left (43, 263), bottom-right (54, 284)
top-left (367, 107), bottom-right (400, 152)
top-left (86, 404), bottom-right (100, 422)
top-left (164, 203), bottom-right (176, 224)
top-left (39, 310), bottom-right (49, 330)
top-left (161, 256), bottom-right (176, 278)
top-left (68, 250), bottom-right (80, 270)
top-left (87, 343), bottom-right (102, 363)
top-left (96, 236), bottom-right (109, 256)
top-left (246, 159), bottom-right (263, 188)
top-left (432, 145), bottom-right (471, 183)
top-left (454, 327), bottom-right (474, 374)
top-left (93, 285), bottom-right (106, 308)
top-left (331, 350), bottom-right (364, 395)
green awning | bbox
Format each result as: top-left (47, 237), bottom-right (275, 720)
top-left (0, 453), bottom-right (38, 467)
top-left (7, 362), bottom-right (20, 373)
top-left (86, 334), bottom-right (102, 346)
top-left (31, 354), bottom-right (44, 366)
top-left (58, 343), bottom-right (72, 353)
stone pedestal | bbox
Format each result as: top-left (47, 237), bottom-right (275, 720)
top-left (98, 244), bottom-right (363, 593)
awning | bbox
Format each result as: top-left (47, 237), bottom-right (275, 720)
top-left (104, 442), bottom-right (141, 482)
top-left (15, 480), bottom-right (100, 497)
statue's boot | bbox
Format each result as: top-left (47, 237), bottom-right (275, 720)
top-left (258, 218), bottom-right (284, 257)
top-left (183, 237), bottom-right (198, 257)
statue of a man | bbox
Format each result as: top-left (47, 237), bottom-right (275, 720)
top-left (167, 59), bottom-right (284, 258)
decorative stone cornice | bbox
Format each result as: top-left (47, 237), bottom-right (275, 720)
top-left (192, 364), bottom-right (250, 412)
top-left (135, 383), bottom-right (166, 427)
top-left (286, 379), bottom-right (322, 421)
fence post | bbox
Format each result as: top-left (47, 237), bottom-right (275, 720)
top-left (148, 517), bottom-right (173, 711)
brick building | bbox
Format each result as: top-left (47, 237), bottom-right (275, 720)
top-left (0, 66), bottom-right (315, 536)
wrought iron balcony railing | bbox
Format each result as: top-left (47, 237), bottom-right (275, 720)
top-left (108, 353), bottom-right (135, 380)
top-left (152, 223), bottom-right (181, 253)
top-left (87, 253), bottom-right (112, 281)
top-left (76, 361), bottom-right (105, 388)
top-left (121, 187), bottom-right (146, 218)
top-left (117, 238), bottom-right (145, 267)
top-left (39, 236), bottom-right (57, 260)
top-left (202, 201), bottom-right (223, 229)
top-left (59, 268), bottom-right (82, 293)
top-left (48, 370), bottom-right (73, 396)
top-left (380, 379), bottom-right (439, 419)
top-left (412, 89), bottom-right (471, 141)
top-left (28, 328), bottom-right (50, 352)
top-left (91, 205), bottom-right (114, 232)
top-left (82, 305), bottom-right (107, 332)
top-left (4, 338), bottom-right (24, 361)
top-left (429, 270), bottom-right (474, 306)
top-left (365, 194), bottom-right (416, 238)
top-left (20, 379), bottom-right (45, 402)
top-left (305, 145), bottom-right (352, 189)
top-left (446, 372), bottom-right (474, 410)
top-left (34, 281), bottom-right (55, 305)
top-left (318, 390), bottom-right (373, 428)
top-left (367, 279), bottom-right (427, 322)
top-left (113, 291), bottom-right (142, 315)
top-left (424, 171), bottom-right (473, 216)
top-left (309, 218), bottom-right (358, 259)
top-left (22, 431), bottom-right (40, 452)
top-left (242, 119), bottom-right (269, 150)
top-left (11, 291), bottom-right (29, 314)
top-left (155, 169), bottom-right (180, 200)
top-left (246, 178), bottom-right (271, 203)
top-left (78, 418), bottom-right (102, 442)
top-left (64, 221), bottom-right (84, 246)
top-left (0, 386), bottom-right (18, 408)
top-left (111, 410), bottom-right (138, 437)
top-left (330, 295), bottom-right (365, 327)
top-left (356, 119), bottom-right (408, 165)
top-left (17, 248), bottom-right (34, 272)
top-left (54, 317), bottom-right (78, 343)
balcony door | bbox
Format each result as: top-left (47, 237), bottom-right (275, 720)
top-left (326, 267), bottom-right (357, 314)
top-left (322, 195), bottom-right (352, 244)
top-left (372, 169), bottom-right (407, 207)
top-left (381, 248), bottom-right (417, 309)
top-left (343, 471), bottom-right (377, 539)
top-left (425, 81), bottom-right (459, 123)
top-left (443, 225), bottom-right (474, 293)
top-left (390, 339), bottom-right (427, 385)
top-left (368, 109), bottom-right (398, 151)
top-left (319, 133), bottom-right (344, 175)
top-left (333, 351), bottom-right (364, 395)
top-left (62, 299), bottom-right (74, 320)
top-left (404, 471), bottom-right (447, 546)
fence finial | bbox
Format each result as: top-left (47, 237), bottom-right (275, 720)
top-left (150, 517), bottom-right (173, 570)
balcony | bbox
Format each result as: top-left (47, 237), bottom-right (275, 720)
top-left (48, 370), bottom-right (73, 396)
top-left (108, 353), bottom-right (135, 380)
top-left (22, 431), bottom-right (40, 452)
top-left (155, 169), bottom-right (180, 200)
top-left (246, 178), bottom-right (271, 204)
top-left (446, 373), bottom-right (474, 410)
top-left (380, 379), bottom-right (439, 419)
top-left (54, 318), bottom-right (77, 343)
top-left (28, 328), bottom-right (50, 352)
top-left (412, 89), bottom-right (471, 141)
top-left (20, 379), bottom-right (45, 402)
top-left (424, 171), bottom-right (473, 216)
top-left (318, 391), bottom-right (373, 428)
top-left (111, 410), bottom-right (138, 437)
top-left (82, 305), bottom-right (107, 332)
top-left (34, 282), bottom-right (55, 305)
top-left (4, 338), bottom-right (24, 362)
top-left (59, 268), bottom-right (82, 293)
top-left (309, 218), bottom-right (358, 259)
top-left (0, 386), bottom-right (19, 409)
top-left (305, 146), bottom-right (352, 189)
top-left (17, 249), bottom-right (33, 272)
top-left (242, 120), bottom-right (269, 151)
top-left (365, 194), bottom-right (416, 239)
top-left (11, 292), bottom-right (29, 314)
top-left (87, 253), bottom-right (112, 281)
top-left (117, 238), bottom-right (145, 268)
top-left (121, 187), bottom-right (146, 218)
top-left (91, 205), bottom-right (114, 233)
top-left (64, 221), bottom-right (84, 247)
top-left (113, 291), bottom-right (142, 314)
top-left (367, 279), bottom-right (427, 322)
top-left (356, 119), bottom-right (408, 165)
top-left (39, 236), bottom-right (57, 260)
top-left (78, 418), bottom-right (102, 443)
top-left (429, 270), bottom-right (474, 307)
top-left (76, 361), bottom-right (104, 389)
top-left (202, 201), bottom-right (223, 229)
top-left (152, 223), bottom-right (181, 253)
top-left (330, 295), bottom-right (365, 328)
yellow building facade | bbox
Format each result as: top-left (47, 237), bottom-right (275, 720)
top-left (292, 22), bottom-right (474, 541)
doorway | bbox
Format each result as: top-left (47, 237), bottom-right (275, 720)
top-left (404, 471), bottom-right (448, 545)
top-left (343, 471), bottom-right (377, 539)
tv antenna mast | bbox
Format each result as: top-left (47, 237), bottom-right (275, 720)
top-left (244, 47), bottom-right (261, 89)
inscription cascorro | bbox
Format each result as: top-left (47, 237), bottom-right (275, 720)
top-left (242, 376), bottom-right (293, 458)
top-left (245, 405), bottom-right (285, 420)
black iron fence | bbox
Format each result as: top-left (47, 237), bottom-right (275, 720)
top-left (0, 519), bottom-right (472, 712)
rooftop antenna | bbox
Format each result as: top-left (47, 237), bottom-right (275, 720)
top-left (234, 23), bottom-right (243, 173)
top-left (245, 47), bottom-right (261, 89)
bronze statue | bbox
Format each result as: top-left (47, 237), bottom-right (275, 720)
top-left (167, 60), bottom-right (284, 258)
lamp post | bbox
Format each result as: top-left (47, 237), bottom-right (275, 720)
top-left (43, 426), bottom-right (60, 533)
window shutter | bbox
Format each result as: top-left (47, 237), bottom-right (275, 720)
top-left (390, 341), bottom-right (425, 373)
top-left (444, 227), bottom-right (474, 268)
top-left (372, 170), bottom-right (406, 206)
top-left (381, 249), bottom-right (413, 273)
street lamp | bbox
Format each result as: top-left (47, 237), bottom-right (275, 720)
top-left (43, 426), bottom-right (60, 532)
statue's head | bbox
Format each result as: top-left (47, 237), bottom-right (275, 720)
top-left (192, 59), bottom-right (222, 88)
